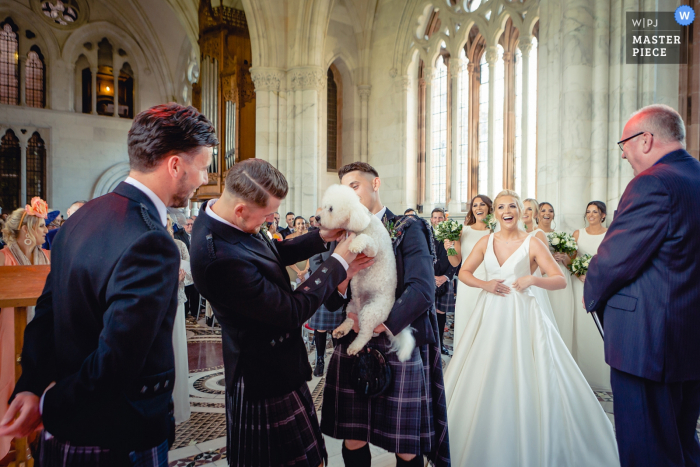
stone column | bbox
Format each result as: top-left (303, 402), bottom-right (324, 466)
top-left (113, 53), bottom-right (120, 118)
top-left (358, 85), bottom-right (371, 163)
top-left (20, 140), bottom-right (27, 205)
top-left (518, 41), bottom-right (532, 199)
top-left (485, 46), bottom-right (498, 198)
top-left (289, 67), bottom-right (324, 216)
top-left (91, 66), bottom-right (98, 115)
top-left (589, 0), bottom-right (610, 204)
top-left (448, 58), bottom-right (462, 214)
top-left (423, 66), bottom-right (434, 211)
top-left (250, 67), bottom-right (286, 167)
top-left (67, 62), bottom-right (75, 112)
top-left (18, 57), bottom-right (25, 106)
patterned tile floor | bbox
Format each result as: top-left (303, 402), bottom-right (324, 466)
top-left (170, 314), bottom-right (700, 466)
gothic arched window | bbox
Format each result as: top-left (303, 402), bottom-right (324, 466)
top-left (26, 48), bottom-right (46, 108)
top-left (0, 20), bottom-right (19, 106)
top-left (431, 53), bottom-right (448, 204)
top-left (0, 129), bottom-right (21, 213)
top-left (327, 66), bottom-right (342, 171)
top-left (26, 132), bottom-right (47, 203)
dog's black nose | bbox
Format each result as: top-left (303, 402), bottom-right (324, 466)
top-left (315, 215), bottom-right (321, 223)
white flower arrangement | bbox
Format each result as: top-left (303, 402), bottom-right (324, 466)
top-left (483, 214), bottom-right (499, 232)
top-left (546, 231), bottom-right (577, 255)
top-left (433, 219), bottom-right (463, 256)
top-left (569, 253), bottom-right (592, 277)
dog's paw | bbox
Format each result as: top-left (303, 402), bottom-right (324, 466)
top-left (348, 241), bottom-right (365, 254)
top-left (347, 342), bottom-right (363, 356)
top-left (332, 322), bottom-right (352, 339)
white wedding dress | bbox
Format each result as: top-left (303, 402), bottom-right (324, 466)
top-left (453, 225), bottom-right (490, 346)
top-left (445, 234), bottom-right (619, 466)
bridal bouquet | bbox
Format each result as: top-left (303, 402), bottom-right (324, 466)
top-left (569, 253), bottom-right (592, 277)
top-left (433, 219), bottom-right (462, 256)
top-left (483, 214), bottom-right (498, 232)
top-left (546, 231), bottom-right (578, 255)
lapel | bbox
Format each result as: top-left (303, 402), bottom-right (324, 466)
top-left (112, 182), bottom-right (166, 232)
top-left (382, 207), bottom-right (396, 225)
top-left (260, 231), bottom-right (283, 263)
top-left (201, 210), bottom-right (279, 264)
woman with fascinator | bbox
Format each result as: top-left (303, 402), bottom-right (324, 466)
top-left (0, 197), bottom-right (51, 461)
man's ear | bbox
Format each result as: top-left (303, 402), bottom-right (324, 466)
top-left (372, 177), bottom-right (381, 192)
top-left (166, 153), bottom-right (182, 179)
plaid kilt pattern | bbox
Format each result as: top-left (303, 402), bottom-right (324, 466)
top-left (308, 305), bottom-right (344, 331)
top-left (226, 378), bottom-right (326, 467)
top-left (321, 318), bottom-right (450, 466)
top-left (37, 433), bottom-right (168, 467)
top-left (435, 281), bottom-right (455, 314)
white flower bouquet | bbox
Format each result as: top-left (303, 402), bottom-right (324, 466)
top-left (482, 214), bottom-right (498, 232)
top-left (569, 253), bottom-right (592, 277)
top-left (433, 219), bottom-right (463, 256)
top-left (546, 231), bottom-right (578, 256)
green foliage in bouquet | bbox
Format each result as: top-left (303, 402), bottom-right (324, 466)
top-left (433, 219), bottom-right (463, 256)
top-left (569, 253), bottom-right (592, 277)
top-left (546, 231), bottom-right (578, 256)
top-left (483, 214), bottom-right (498, 232)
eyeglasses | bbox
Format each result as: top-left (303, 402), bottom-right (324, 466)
top-left (186, 223), bottom-right (194, 226)
top-left (617, 131), bottom-right (652, 151)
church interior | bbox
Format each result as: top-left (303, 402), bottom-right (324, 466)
top-left (0, 0), bottom-right (698, 465)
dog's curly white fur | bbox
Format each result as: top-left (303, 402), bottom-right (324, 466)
top-left (317, 184), bottom-right (415, 362)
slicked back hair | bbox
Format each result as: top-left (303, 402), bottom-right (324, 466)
top-left (128, 103), bottom-right (219, 172)
top-left (338, 161), bottom-right (379, 181)
top-left (224, 159), bottom-right (288, 207)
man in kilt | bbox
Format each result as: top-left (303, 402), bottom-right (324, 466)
top-left (0, 104), bottom-right (218, 466)
top-left (430, 208), bottom-right (458, 355)
top-left (321, 162), bottom-right (450, 467)
top-left (190, 159), bottom-right (367, 467)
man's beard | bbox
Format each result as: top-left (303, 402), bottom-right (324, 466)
top-left (171, 176), bottom-right (195, 208)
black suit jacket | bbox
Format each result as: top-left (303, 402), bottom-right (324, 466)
top-left (174, 228), bottom-right (190, 250)
top-left (279, 226), bottom-right (293, 238)
top-left (326, 208), bottom-right (437, 346)
top-left (433, 235), bottom-right (457, 297)
top-left (13, 182), bottom-right (180, 451)
top-left (190, 211), bottom-right (347, 399)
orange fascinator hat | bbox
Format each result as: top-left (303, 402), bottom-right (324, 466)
top-left (19, 197), bottom-right (49, 226)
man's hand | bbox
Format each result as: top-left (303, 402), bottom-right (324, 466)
top-left (348, 312), bottom-right (386, 334)
top-left (333, 233), bottom-right (359, 265)
top-left (319, 227), bottom-right (346, 243)
top-left (435, 275), bottom-right (448, 287)
top-left (0, 392), bottom-right (43, 438)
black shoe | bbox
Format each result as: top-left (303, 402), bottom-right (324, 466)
top-left (441, 345), bottom-right (450, 355)
top-left (205, 316), bottom-right (214, 327)
top-left (313, 356), bottom-right (325, 377)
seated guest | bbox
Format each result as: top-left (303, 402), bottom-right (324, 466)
top-left (279, 211), bottom-right (295, 238)
top-left (42, 209), bottom-right (61, 250)
top-left (286, 216), bottom-right (310, 288)
top-left (179, 216), bottom-right (201, 319)
top-left (267, 219), bottom-right (283, 241)
top-left (0, 198), bottom-right (51, 461)
top-left (167, 216), bottom-right (192, 424)
top-left (309, 215), bottom-right (319, 229)
top-left (66, 201), bottom-right (86, 218)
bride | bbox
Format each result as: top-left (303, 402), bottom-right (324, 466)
top-left (444, 190), bottom-right (619, 466)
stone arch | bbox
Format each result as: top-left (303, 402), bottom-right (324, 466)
top-left (92, 161), bottom-right (130, 198)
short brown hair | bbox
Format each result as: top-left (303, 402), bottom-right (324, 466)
top-left (338, 162), bottom-right (379, 181)
top-left (128, 103), bottom-right (219, 172)
top-left (224, 159), bottom-right (288, 206)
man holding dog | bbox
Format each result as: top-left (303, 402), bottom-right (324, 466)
top-left (321, 162), bottom-right (450, 466)
top-left (190, 159), bottom-right (371, 467)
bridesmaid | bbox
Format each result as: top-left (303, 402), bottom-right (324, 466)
top-left (539, 202), bottom-right (575, 353)
top-left (444, 194), bottom-right (492, 346)
top-left (572, 201), bottom-right (610, 390)
top-left (523, 198), bottom-right (559, 332)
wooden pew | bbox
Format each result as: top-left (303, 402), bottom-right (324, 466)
top-left (0, 265), bottom-right (50, 467)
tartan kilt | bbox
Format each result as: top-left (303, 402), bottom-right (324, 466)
top-left (320, 333), bottom-right (431, 456)
top-left (226, 377), bottom-right (326, 467)
top-left (435, 281), bottom-right (455, 314)
top-left (308, 304), bottom-right (344, 331)
top-left (37, 434), bottom-right (168, 467)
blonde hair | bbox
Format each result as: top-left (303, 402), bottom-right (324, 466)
top-left (1, 207), bottom-right (45, 246)
top-left (166, 215), bottom-right (174, 238)
top-left (494, 189), bottom-right (525, 221)
top-left (523, 198), bottom-right (540, 224)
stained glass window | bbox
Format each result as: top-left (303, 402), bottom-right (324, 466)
top-left (0, 129), bottom-right (20, 213)
top-left (0, 23), bottom-right (18, 105)
top-left (26, 132), bottom-right (46, 203)
top-left (26, 49), bottom-right (45, 108)
top-left (431, 54), bottom-right (448, 204)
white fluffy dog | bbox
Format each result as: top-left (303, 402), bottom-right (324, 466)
top-left (316, 184), bottom-right (415, 362)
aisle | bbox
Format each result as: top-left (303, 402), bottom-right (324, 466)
top-left (168, 315), bottom-right (684, 466)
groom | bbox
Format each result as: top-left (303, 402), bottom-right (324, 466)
top-left (584, 104), bottom-right (700, 466)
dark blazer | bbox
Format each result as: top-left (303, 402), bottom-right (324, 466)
top-left (174, 228), bottom-right (190, 250)
top-left (433, 234), bottom-right (457, 296)
top-left (13, 182), bottom-right (180, 451)
top-left (584, 149), bottom-right (700, 382)
top-left (190, 211), bottom-right (347, 399)
top-left (326, 208), bottom-right (436, 346)
top-left (279, 226), bottom-right (293, 238)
